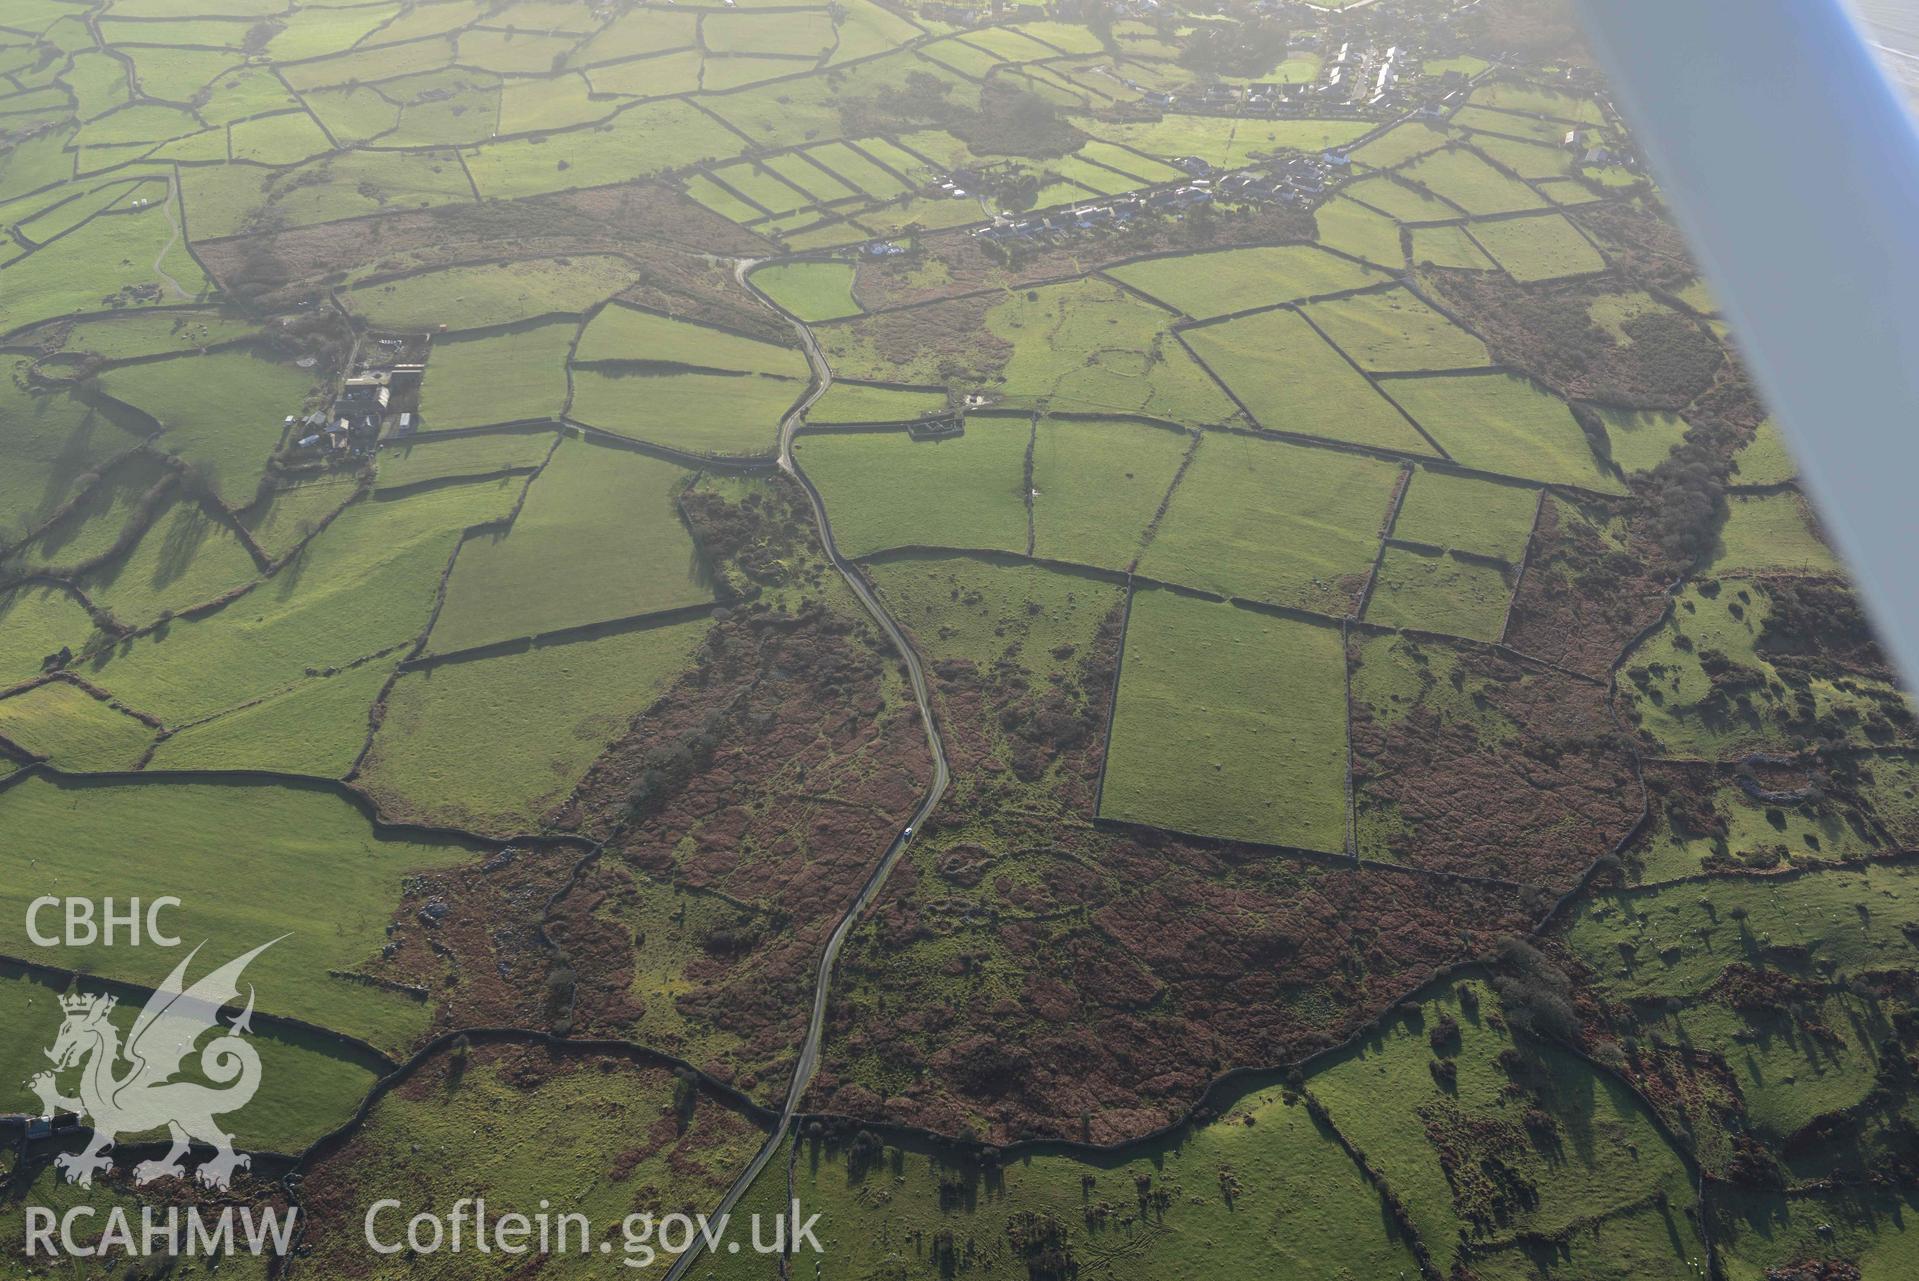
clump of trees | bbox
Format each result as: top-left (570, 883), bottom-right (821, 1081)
top-left (951, 84), bottom-right (1084, 159)
top-left (1638, 429), bottom-right (1729, 567)
top-left (1491, 937), bottom-right (1582, 1046)
top-left (544, 955), bottom-right (577, 1035)
top-left (1177, 18), bottom-right (1289, 78)
top-left (671, 1066), bottom-right (699, 1127)
top-left (625, 712), bottom-right (727, 819)
top-left (1758, 579), bottom-right (1877, 662)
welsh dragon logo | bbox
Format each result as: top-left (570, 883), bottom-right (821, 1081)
top-left (28, 939), bottom-right (281, 1192)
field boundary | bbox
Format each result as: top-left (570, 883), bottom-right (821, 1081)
top-left (1087, 575), bottom-right (1135, 826)
top-left (0, 951), bottom-right (397, 1076)
top-left (407, 598), bottom-right (721, 671)
top-left (1496, 487), bottom-right (1551, 644)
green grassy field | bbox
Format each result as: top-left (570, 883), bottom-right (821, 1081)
top-left (1392, 467), bottom-right (1538, 562)
top-left (1469, 81), bottom-right (1607, 125)
top-left (86, 479), bottom-right (516, 725)
top-left (794, 421), bottom-right (1031, 557)
top-left (775, 1073), bottom-right (1420, 1281)
top-left (1539, 176), bottom-right (1607, 206)
top-left (583, 46), bottom-right (705, 97)
top-left (34, 310), bottom-right (259, 362)
top-left (1707, 493), bottom-right (1842, 576)
top-left (0, 774), bottom-right (477, 1053)
top-left (180, 147), bottom-right (476, 237)
top-left (98, 350), bottom-right (316, 504)
top-left (1451, 104), bottom-right (1571, 146)
top-left (1351, 120), bottom-right (1455, 168)
top-left (1401, 148), bottom-right (1549, 216)
top-left (977, 280), bottom-right (1236, 422)
top-left (1593, 291), bottom-right (1683, 350)
top-left (1469, 212), bottom-right (1607, 281)
top-left (497, 73), bottom-right (624, 134)
top-left (1106, 244), bottom-right (1389, 320)
top-left (14, 451), bottom-right (170, 571)
top-left (228, 110), bottom-right (331, 166)
top-left (1640, 993), bottom-right (1883, 1142)
top-left (958, 23), bottom-right (1061, 61)
top-left (419, 322), bottom-right (575, 430)
top-left (1715, 1187), bottom-right (1919, 1280)
top-left (1365, 547), bottom-right (1513, 641)
top-left (1139, 431), bottom-right (1401, 614)
top-left (1731, 419), bottom-right (1798, 485)
top-left (1313, 196), bottom-right (1406, 268)
top-left (0, 364), bottom-right (144, 542)
top-left (2, 202), bottom-right (209, 337)
top-left (1030, 417), bottom-right (1189, 571)
top-left (145, 655), bottom-right (397, 778)
top-left (240, 476), bottom-right (363, 560)
top-left (342, 257), bottom-right (638, 331)
top-left (15, 176), bottom-right (158, 244)
top-left (1344, 172), bottom-right (1464, 222)
top-left (1103, 588), bottom-right (1349, 849)
top-left (1618, 580), bottom-right (1900, 758)
top-left (573, 302), bottom-right (808, 376)
top-left (426, 438), bottom-right (710, 654)
top-left (349, 70), bottom-right (495, 148)
top-left (1381, 372), bottom-right (1624, 492)
top-left (568, 368), bottom-right (798, 456)
top-left (361, 617), bottom-right (709, 836)
top-left (571, 7), bottom-right (698, 64)
top-left (804, 381), bottom-right (948, 424)
top-left (1304, 287), bottom-right (1493, 372)
top-left (374, 431), bottom-right (557, 491)
top-left (1595, 406), bottom-right (1691, 475)
top-left (763, 150), bottom-right (859, 203)
top-left (749, 260), bottom-right (861, 321)
top-left (1310, 979), bottom-right (1704, 1277)
top-left (682, 172), bottom-right (770, 224)
top-left (0, 964), bottom-right (379, 1156)
top-left (80, 494), bottom-right (263, 626)
top-left (462, 99), bottom-right (746, 200)
top-left (1182, 308), bottom-right (1437, 454)
top-left (869, 554), bottom-right (1121, 672)
top-left (298, 1047), bottom-right (763, 1279)
top-left (707, 8), bottom-right (836, 56)
top-left (1470, 132), bottom-right (1579, 180)
top-left (804, 140), bottom-right (912, 199)
top-left (0, 585), bottom-right (97, 689)
top-left (1077, 114), bottom-right (1373, 167)
top-left (1631, 757), bottom-right (1919, 882)
top-left (708, 161), bottom-right (811, 216)
top-left (1567, 862), bottom-right (1919, 1003)
top-left (0, 679), bottom-right (152, 769)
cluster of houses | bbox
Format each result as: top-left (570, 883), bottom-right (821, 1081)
top-left (1214, 150), bottom-right (1355, 204)
top-left (1564, 128), bottom-right (1629, 169)
top-left (291, 358), bottom-right (423, 459)
top-left (917, 0), bottom-right (1055, 23)
top-left (966, 144), bottom-right (1361, 252)
top-left (971, 185), bottom-right (1201, 249)
top-left (1132, 40), bottom-right (1462, 118)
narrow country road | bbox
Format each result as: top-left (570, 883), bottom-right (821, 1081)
top-left (150, 171), bottom-right (193, 301)
top-left (659, 262), bottom-right (952, 1280)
